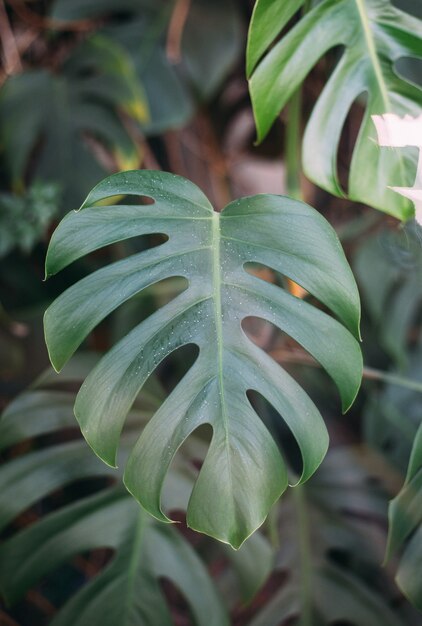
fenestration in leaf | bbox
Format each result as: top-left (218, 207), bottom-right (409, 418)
top-left (247, 0), bottom-right (422, 220)
top-left (44, 170), bottom-right (362, 548)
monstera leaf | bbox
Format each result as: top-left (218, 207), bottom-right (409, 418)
top-left (354, 224), bottom-right (422, 365)
top-left (387, 421), bottom-right (422, 611)
top-left (248, 447), bottom-right (410, 626)
top-left (0, 358), bottom-right (240, 625)
top-left (0, 36), bottom-right (146, 208)
top-left (44, 170), bottom-right (362, 548)
top-left (49, 0), bottom-right (242, 129)
top-left (247, 0), bottom-right (422, 220)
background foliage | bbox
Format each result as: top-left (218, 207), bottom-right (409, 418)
top-left (0, 0), bottom-right (422, 624)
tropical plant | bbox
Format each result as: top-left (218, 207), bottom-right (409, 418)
top-left (0, 35), bottom-right (146, 207)
top-left (354, 223), bottom-right (422, 365)
top-left (247, 0), bottom-right (422, 219)
top-left (0, 356), bottom-right (271, 625)
top-left (248, 447), bottom-right (416, 626)
top-left (2, 0), bottom-right (422, 621)
top-left (43, 169), bottom-right (362, 548)
top-left (363, 345), bottom-right (422, 472)
top-left (49, 0), bottom-right (242, 131)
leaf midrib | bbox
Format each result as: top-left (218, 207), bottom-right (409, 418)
top-left (123, 510), bottom-right (146, 625)
top-left (353, 0), bottom-right (411, 196)
top-left (353, 0), bottom-right (390, 110)
top-left (211, 212), bottom-right (232, 475)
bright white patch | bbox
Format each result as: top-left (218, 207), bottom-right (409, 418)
top-left (372, 113), bottom-right (422, 225)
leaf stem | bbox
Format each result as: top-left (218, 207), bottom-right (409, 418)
top-left (123, 511), bottom-right (146, 624)
top-left (270, 348), bottom-right (422, 394)
top-left (363, 367), bottom-right (422, 394)
top-left (285, 0), bottom-right (311, 200)
top-left (285, 87), bottom-right (303, 200)
top-left (292, 485), bottom-right (313, 626)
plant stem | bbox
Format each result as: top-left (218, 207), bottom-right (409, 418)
top-left (285, 87), bottom-right (303, 200)
top-left (363, 366), bottom-right (422, 393)
top-left (270, 348), bottom-right (422, 394)
top-left (285, 0), bottom-right (311, 200)
top-left (292, 485), bottom-right (313, 626)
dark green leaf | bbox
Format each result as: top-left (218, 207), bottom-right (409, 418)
top-left (0, 361), bottom-right (230, 626)
top-left (44, 170), bottom-right (362, 548)
top-left (0, 36), bottom-right (145, 208)
top-left (354, 223), bottom-right (422, 365)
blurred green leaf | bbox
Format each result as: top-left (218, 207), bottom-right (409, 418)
top-left (0, 357), bottom-right (229, 626)
top-left (181, 0), bottom-right (242, 99)
top-left (50, 0), bottom-right (243, 131)
top-left (363, 345), bottom-right (422, 471)
top-left (354, 223), bottom-right (422, 366)
top-left (0, 354), bottom-right (275, 623)
top-left (248, 448), bottom-right (408, 626)
top-left (0, 36), bottom-right (146, 208)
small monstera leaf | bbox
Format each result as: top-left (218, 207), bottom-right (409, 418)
top-left (44, 170), bottom-right (362, 548)
top-left (247, 0), bottom-right (422, 220)
top-left (386, 421), bottom-right (422, 611)
top-left (0, 359), bottom-right (230, 626)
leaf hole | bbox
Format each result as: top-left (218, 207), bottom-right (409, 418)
top-left (112, 276), bottom-right (189, 344)
top-left (161, 423), bottom-right (212, 516)
top-left (336, 90), bottom-right (367, 196)
top-left (243, 262), bottom-right (318, 305)
top-left (159, 578), bottom-right (196, 625)
top-left (0, 475), bottom-right (114, 540)
top-left (394, 56), bottom-right (422, 86)
top-left (246, 390), bottom-right (303, 478)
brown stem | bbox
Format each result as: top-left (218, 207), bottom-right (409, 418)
top-left (0, 0), bottom-right (22, 75)
top-left (270, 347), bottom-right (422, 393)
top-left (166, 0), bottom-right (191, 63)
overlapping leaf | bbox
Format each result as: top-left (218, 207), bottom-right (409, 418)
top-left (44, 169), bottom-right (362, 548)
top-left (0, 358), bottom-right (232, 626)
top-left (248, 448), bottom-right (410, 626)
top-left (247, 0), bottom-right (422, 219)
top-left (354, 224), bottom-right (422, 365)
top-left (49, 0), bottom-right (242, 129)
top-left (0, 36), bottom-right (146, 208)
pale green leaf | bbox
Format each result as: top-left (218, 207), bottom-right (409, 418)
top-left (247, 0), bottom-right (422, 219)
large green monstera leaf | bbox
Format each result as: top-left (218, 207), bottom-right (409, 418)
top-left (247, 0), bottom-right (422, 220)
top-left (44, 170), bottom-right (362, 548)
